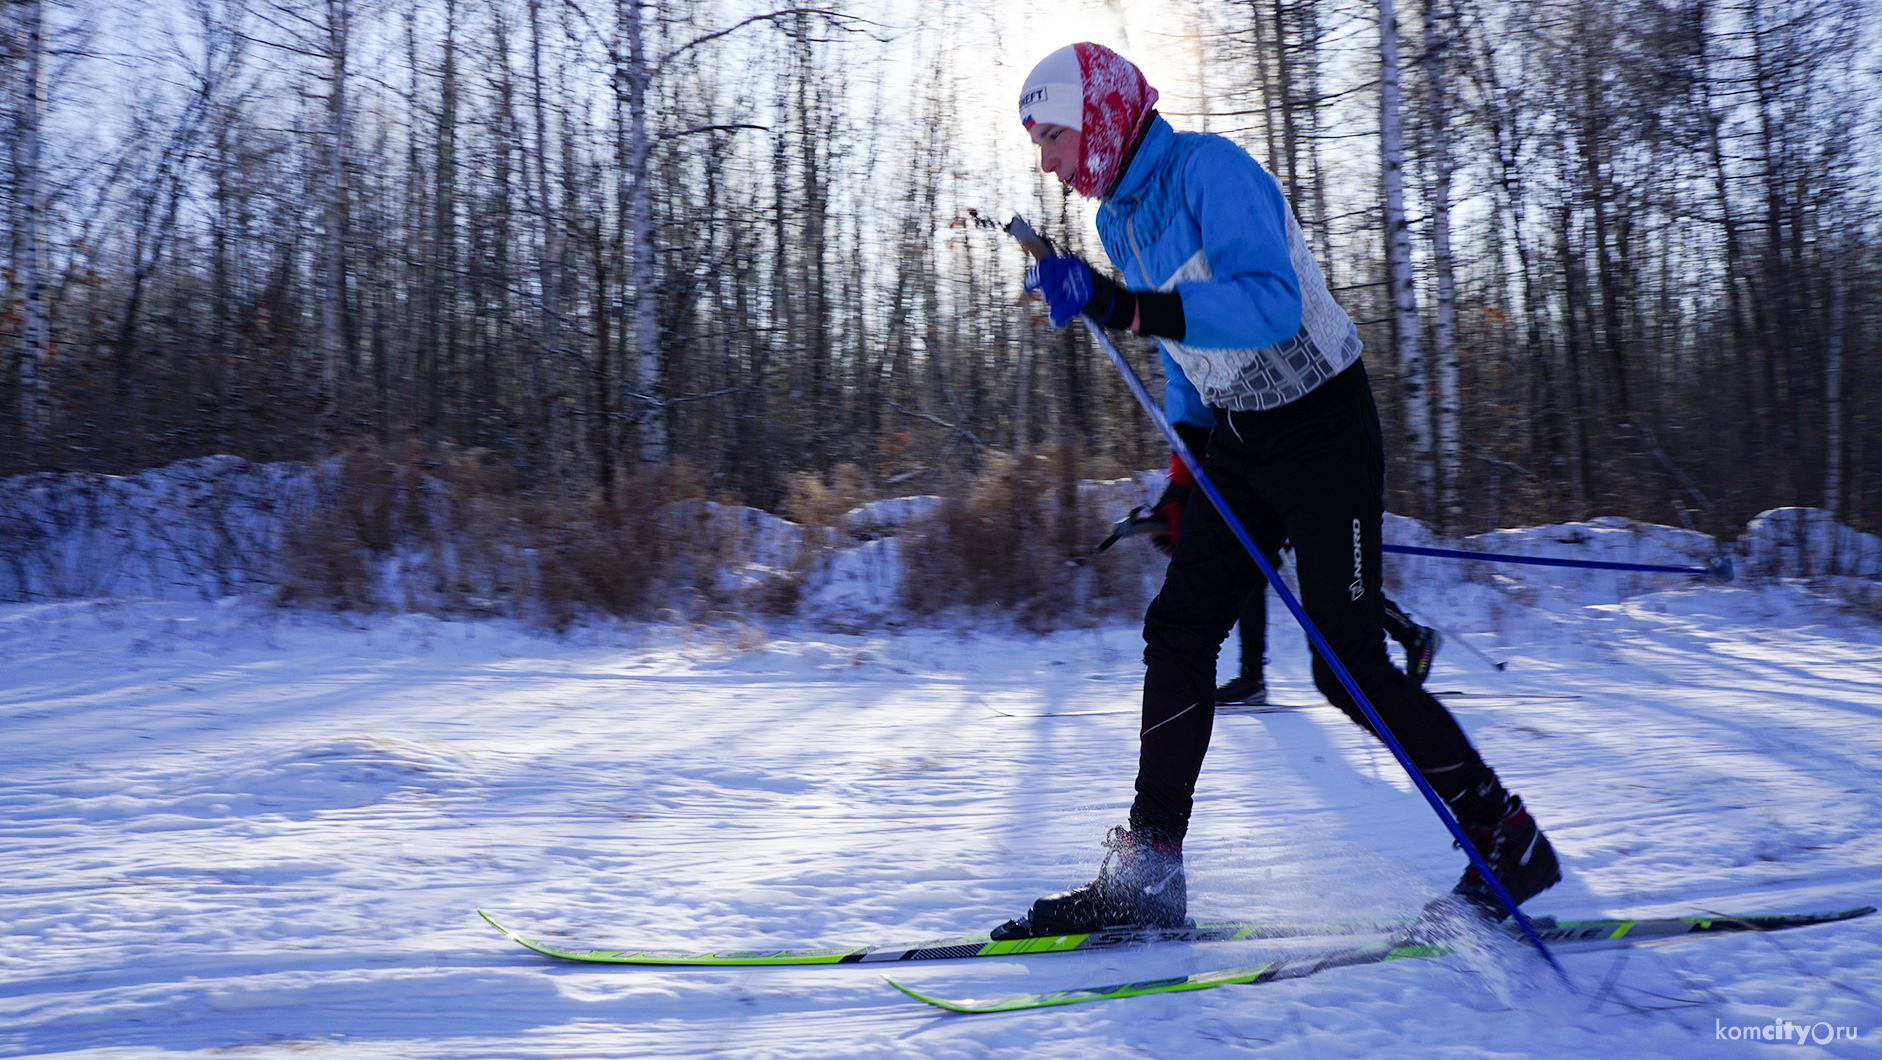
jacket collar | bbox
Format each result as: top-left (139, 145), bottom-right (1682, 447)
top-left (1104, 114), bottom-right (1175, 205)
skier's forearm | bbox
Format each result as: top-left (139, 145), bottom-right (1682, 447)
top-left (1086, 273), bottom-right (1183, 339)
top-left (1130, 290), bottom-right (1184, 340)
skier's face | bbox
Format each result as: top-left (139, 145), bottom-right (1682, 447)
top-left (1029, 123), bottom-right (1080, 186)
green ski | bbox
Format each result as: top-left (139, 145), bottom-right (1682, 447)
top-left (886, 905), bottom-right (1876, 1013)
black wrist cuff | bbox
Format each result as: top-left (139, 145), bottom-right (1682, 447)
top-left (1084, 270), bottom-right (1136, 332)
top-left (1133, 290), bottom-right (1186, 340)
top-left (1100, 287), bottom-right (1137, 332)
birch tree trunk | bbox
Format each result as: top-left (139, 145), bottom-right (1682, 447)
top-left (618, 0), bottom-right (667, 466)
top-left (1423, 0), bottom-right (1461, 530)
top-left (11, 0), bottom-right (49, 449)
top-left (1378, 0), bottom-right (1430, 511)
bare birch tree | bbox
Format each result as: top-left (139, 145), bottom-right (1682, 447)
top-left (9, 0), bottom-right (48, 449)
top-left (614, 0), bottom-right (666, 466)
top-left (1378, 0), bottom-right (1429, 511)
top-left (1420, 0), bottom-right (1461, 530)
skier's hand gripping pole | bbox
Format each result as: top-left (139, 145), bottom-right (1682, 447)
top-left (1005, 214), bottom-right (1568, 983)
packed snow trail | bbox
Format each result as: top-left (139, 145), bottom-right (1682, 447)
top-left (2, 577), bottom-right (1879, 1058)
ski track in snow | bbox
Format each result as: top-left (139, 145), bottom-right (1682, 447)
top-left (1, 579), bottom-right (1879, 1058)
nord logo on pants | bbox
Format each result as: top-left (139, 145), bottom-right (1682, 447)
top-left (1349, 518), bottom-right (1364, 600)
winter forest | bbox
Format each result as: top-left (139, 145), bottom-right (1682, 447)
top-left (4, 0), bottom-right (1877, 545)
top-left (8, 4), bottom-right (1882, 1053)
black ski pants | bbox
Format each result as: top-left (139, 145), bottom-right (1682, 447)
top-left (1131, 361), bottom-right (1494, 842)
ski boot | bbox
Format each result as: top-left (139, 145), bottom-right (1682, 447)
top-left (1404, 793), bottom-right (1560, 943)
top-left (991, 826), bottom-right (1187, 940)
top-left (1214, 675), bottom-right (1267, 707)
top-left (1449, 794), bottom-right (1561, 918)
top-left (1400, 624), bottom-right (1442, 688)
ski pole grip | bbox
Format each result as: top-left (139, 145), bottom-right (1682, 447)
top-left (1005, 215), bottom-right (1054, 260)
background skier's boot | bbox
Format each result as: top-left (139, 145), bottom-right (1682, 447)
top-left (1399, 624), bottom-right (1442, 687)
top-left (1214, 675), bottom-right (1267, 706)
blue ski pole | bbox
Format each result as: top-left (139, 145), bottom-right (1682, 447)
top-left (1008, 216), bottom-right (1568, 982)
top-left (1383, 542), bottom-right (1733, 581)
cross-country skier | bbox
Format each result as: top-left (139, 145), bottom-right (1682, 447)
top-left (994, 42), bottom-right (1558, 939)
top-left (1144, 355), bottom-right (1443, 706)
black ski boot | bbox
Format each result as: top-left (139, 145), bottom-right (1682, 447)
top-left (1449, 794), bottom-right (1561, 918)
top-left (991, 826), bottom-right (1188, 940)
top-left (1399, 624), bottom-right (1442, 687)
top-left (1214, 675), bottom-right (1267, 706)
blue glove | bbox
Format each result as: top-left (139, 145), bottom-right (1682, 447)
top-left (1024, 255), bottom-right (1123, 329)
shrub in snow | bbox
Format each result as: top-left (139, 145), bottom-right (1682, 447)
top-left (895, 452), bottom-right (1164, 631)
top-left (271, 442), bottom-right (678, 626)
top-left (10, 450), bottom-right (1878, 630)
top-left (780, 464), bottom-right (872, 532)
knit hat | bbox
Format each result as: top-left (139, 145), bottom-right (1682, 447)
top-left (1018, 43), bottom-right (1160, 199)
top-left (1018, 44), bottom-right (1084, 132)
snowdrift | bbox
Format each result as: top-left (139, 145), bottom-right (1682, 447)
top-left (3, 456), bottom-right (1876, 625)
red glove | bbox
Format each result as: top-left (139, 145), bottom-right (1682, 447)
top-left (1148, 452), bottom-right (1195, 556)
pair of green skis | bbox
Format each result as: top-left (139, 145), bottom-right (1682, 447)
top-left (480, 904), bottom-right (1874, 1014)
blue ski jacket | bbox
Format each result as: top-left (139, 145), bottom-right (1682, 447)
top-left (1096, 116), bottom-right (1360, 413)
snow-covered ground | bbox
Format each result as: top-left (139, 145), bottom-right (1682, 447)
top-left (4, 515), bottom-right (1881, 1057)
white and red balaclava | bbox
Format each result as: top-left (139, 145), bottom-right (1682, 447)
top-left (1018, 42), bottom-right (1160, 199)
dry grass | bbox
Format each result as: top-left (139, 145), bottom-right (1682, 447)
top-left (273, 441), bottom-right (1161, 631)
top-left (272, 440), bottom-right (685, 628)
top-left (899, 449), bottom-right (1160, 631)
top-left (781, 463), bottom-right (870, 531)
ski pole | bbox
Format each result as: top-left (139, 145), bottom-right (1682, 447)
top-left (1097, 506), bottom-right (1162, 552)
top-left (1383, 543), bottom-right (1733, 581)
top-left (1007, 215), bottom-right (1568, 983)
top-left (1425, 620), bottom-right (1509, 672)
